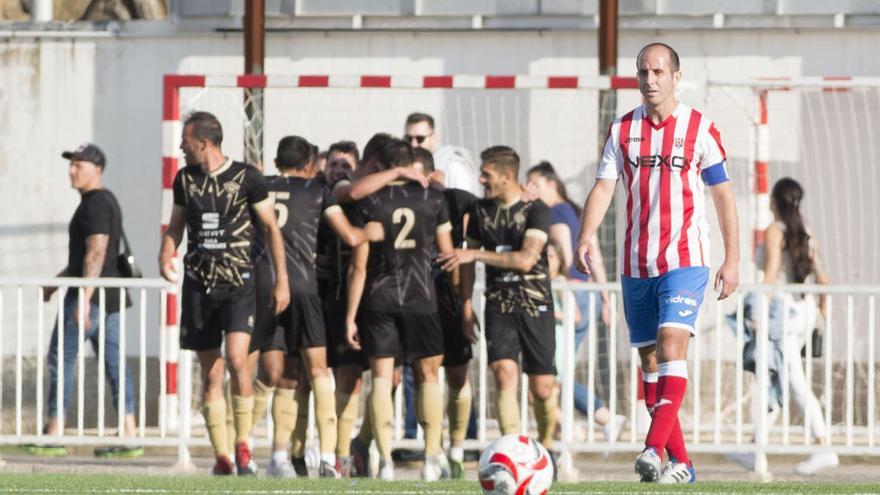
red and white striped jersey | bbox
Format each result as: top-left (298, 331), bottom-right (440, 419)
top-left (597, 103), bottom-right (729, 278)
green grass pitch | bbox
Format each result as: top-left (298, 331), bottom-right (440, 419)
top-left (0, 474), bottom-right (875, 494)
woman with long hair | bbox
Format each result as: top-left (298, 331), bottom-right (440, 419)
top-left (525, 161), bottom-right (624, 440)
top-left (729, 177), bottom-right (837, 475)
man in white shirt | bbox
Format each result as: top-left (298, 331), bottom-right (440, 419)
top-left (404, 112), bottom-right (478, 195)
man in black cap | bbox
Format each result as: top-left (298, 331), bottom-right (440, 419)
top-left (37, 143), bottom-right (140, 457)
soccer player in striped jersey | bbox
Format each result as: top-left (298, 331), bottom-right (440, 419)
top-left (575, 43), bottom-right (740, 484)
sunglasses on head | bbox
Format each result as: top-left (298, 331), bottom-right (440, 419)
top-left (404, 133), bottom-right (432, 145)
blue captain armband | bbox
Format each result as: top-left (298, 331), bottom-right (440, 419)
top-left (701, 162), bottom-right (730, 186)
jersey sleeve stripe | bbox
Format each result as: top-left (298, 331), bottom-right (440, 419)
top-left (524, 228), bottom-right (549, 242)
top-left (323, 204), bottom-right (343, 217)
top-left (436, 221), bottom-right (453, 234)
top-left (708, 123), bottom-right (727, 161)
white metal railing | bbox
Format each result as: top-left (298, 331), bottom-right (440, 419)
top-left (1, 277), bottom-right (878, 475)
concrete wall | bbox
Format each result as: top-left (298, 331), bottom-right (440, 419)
top-left (1, 27), bottom-right (879, 358)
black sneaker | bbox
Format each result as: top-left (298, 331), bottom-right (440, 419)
top-left (290, 456), bottom-right (309, 477)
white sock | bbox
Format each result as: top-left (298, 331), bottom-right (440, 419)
top-left (321, 452), bottom-right (336, 465)
top-left (272, 450), bottom-right (288, 464)
top-left (449, 446), bottom-right (464, 462)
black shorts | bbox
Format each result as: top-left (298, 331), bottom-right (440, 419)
top-left (324, 293), bottom-right (368, 369)
top-left (436, 280), bottom-right (472, 367)
top-left (484, 303), bottom-right (556, 376)
top-left (180, 276), bottom-right (255, 352)
top-left (359, 310), bottom-right (444, 364)
top-left (280, 292), bottom-right (326, 354)
top-left (250, 261), bottom-right (286, 354)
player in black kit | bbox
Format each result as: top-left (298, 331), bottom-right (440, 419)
top-left (439, 145), bottom-right (559, 451)
top-left (345, 139), bottom-right (454, 482)
top-left (250, 136), bottom-right (374, 478)
top-left (159, 111), bottom-right (290, 475)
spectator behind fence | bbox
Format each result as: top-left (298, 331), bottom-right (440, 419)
top-left (32, 143), bottom-right (140, 458)
top-left (525, 161), bottom-right (625, 441)
top-left (404, 112), bottom-right (479, 195)
top-left (726, 177), bottom-right (838, 475)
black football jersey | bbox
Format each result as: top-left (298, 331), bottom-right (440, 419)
top-left (316, 180), bottom-right (355, 301)
top-left (432, 188), bottom-right (478, 291)
top-left (172, 160), bottom-right (268, 288)
top-left (351, 181), bottom-right (451, 313)
top-left (466, 198), bottom-right (553, 316)
top-left (256, 175), bottom-right (338, 295)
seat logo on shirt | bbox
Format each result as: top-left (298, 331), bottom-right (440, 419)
top-left (626, 155), bottom-right (689, 169)
top-left (202, 212), bottom-right (220, 230)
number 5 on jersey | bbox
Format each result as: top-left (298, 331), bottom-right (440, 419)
top-left (271, 191), bottom-right (290, 227)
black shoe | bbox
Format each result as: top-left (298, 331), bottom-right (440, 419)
top-left (391, 448), bottom-right (424, 463)
top-left (290, 456), bottom-right (309, 477)
top-left (463, 449), bottom-right (481, 462)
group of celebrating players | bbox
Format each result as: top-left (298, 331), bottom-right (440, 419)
top-left (159, 110), bottom-right (560, 482)
top-left (158, 41), bottom-right (740, 485)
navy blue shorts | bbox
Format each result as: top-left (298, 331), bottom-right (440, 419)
top-left (621, 267), bottom-right (709, 348)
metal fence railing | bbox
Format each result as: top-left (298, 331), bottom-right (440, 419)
top-left (0, 277), bottom-right (877, 475)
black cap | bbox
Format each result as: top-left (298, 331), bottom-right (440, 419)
top-left (62, 143), bottom-right (106, 168)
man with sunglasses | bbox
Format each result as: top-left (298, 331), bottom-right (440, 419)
top-left (404, 112), bottom-right (478, 195)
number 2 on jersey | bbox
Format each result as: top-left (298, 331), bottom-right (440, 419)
top-left (392, 207), bottom-right (416, 249)
top-left (271, 191), bottom-right (290, 228)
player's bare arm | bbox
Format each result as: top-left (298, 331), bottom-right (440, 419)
top-left (575, 178), bottom-right (616, 275)
top-left (252, 198), bottom-right (291, 314)
top-left (158, 205), bottom-right (186, 283)
top-left (439, 231), bottom-right (546, 273)
top-left (324, 206), bottom-right (371, 246)
top-left (333, 166), bottom-right (428, 203)
top-left (458, 238), bottom-right (480, 344)
top-left (345, 239), bottom-right (371, 350)
top-left (709, 181), bottom-right (740, 299)
top-left (77, 233), bottom-right (109, 330)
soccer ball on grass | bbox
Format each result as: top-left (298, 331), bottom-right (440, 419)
top-left (477, 434), bottom-right (555, 495)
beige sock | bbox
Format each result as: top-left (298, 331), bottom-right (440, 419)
top-left (418, 381), bottom-right (443, 458)
top-left (497, 388), bottom-right (521, 435)
top-left (447, 382), bottom-right (472, 444)
top-left (231, 395), bottom-right (255, 444)
top-left (356, 395), bottom-right (374, 444)
top-left (290, 392), bottom-right (310, 458)
top-left (336, 391), bottom-right (360, 457)
top-left (271, 387), bottom-right (298, 447)
top-left (313, 376), bottom-right (338, 457)
top-left (533, 387), bottom-right (559, 450)
top-left (202, 398), bottom-right (230, 458)
top-left (370, 377), bottom-right (394, 460)
top-left (251, 379), bottom-right (275, 429)
top-left (224, 383), bottom-right (235, 455)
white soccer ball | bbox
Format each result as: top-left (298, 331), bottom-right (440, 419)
top-left (478, 434), bottom-right (555, 495)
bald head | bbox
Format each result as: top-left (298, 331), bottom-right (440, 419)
top-left (637, 43), bottom-right (680, 72)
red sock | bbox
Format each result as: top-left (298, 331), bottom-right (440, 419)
top-left (665, 415), bottom-right (690, 464)
top-left (645, 363), bottom-right (688, 458)
top-left (645, 371), bottom-right (689, 464)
